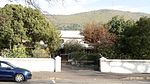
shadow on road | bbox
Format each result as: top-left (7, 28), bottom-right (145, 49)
top-left (0, 80), bottom-right (14, 82)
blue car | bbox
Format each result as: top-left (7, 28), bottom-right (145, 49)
top-left (0, 61), bottom-right (32, 82)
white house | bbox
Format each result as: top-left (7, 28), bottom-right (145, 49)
top-left (60, 30), bottom-right (89, 48)
top-left (60, 30), bottom-right (84, 42)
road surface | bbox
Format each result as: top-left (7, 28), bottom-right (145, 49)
top-left (0, 64), bottom-right (150, 84)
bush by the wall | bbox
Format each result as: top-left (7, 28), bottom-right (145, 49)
top-left (1, 44), bottom-right (28, 58)
top-left (32, 48), bottom-right (49, 58)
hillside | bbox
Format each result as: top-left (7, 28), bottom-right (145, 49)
top-left (46, 9), bottom-right (150, 30)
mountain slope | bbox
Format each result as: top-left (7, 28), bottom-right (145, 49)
top-left (46, 9), bottom-right (150, 30)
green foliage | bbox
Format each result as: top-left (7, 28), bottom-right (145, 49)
top-left (32, 48), bottom-right (49, 58)
top-left (119, 17), bottom-right (150, 59)
top-left (106, 16), bottom-right (136, 59)
top-left (0, 12), bottom-right (13, 49)
top-left (57, 24), bottom-right (82, 30)
top-left (107, 16), bottom-right (135, 35)
top-left (1, 49), bottom-right (12, 57)
top-left (69, 51), bottom-right (86, 61)
top-left (0, 4), bottom-right (60, 56)
top-left (1, 44), bottom-right (27, 58)
top-left (69, 51), bottom-right (99, 62)
top-left (32, 42), bottom-right (49, 58)
top-left (63, 40), bottom-right (88, 61)
top-left (69, 51), bottom-right (100, 70)
top-left (12, 44), bottom-right (27, 58)
top-left (45, 25), bottom-right (61, 53)
top-left (85, 53), bottom-right (100, 61)
top-left (0, 5), bottom-right (28, 45)
top-left (63, 40), bottom-right (84, 53)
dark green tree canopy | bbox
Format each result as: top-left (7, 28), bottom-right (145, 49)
top-left (0, 13), bottom-right (12, 49)
top-left (119, 17), bottom-right (150, 59)
top-left (107, 16), bottom-right (135, 35)
top-left (0, 4), bottom-right (60, 53)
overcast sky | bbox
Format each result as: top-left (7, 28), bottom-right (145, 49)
top-left (1, 0), bottom-right (150, 15)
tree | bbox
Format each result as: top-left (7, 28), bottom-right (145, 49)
top-left (82, 23), bottom-right (116, 57)
top-left (119, 17), bottom-right (150, 59)
top-left (0, 4), bottom-right (60, 56)
top-left (0, 12), bottom-right (13, 50)
top-left (107, 16), bottom-right (135, 59)
top-left (107, 16), bottom-right (134, 35)
top-left (0, 5), bottom-right (28, 46)
top-left (82, 23), bottom-right (116, 47)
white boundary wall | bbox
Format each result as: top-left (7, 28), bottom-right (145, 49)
top-left (100, 57), bottom-right (150, 73)
top-left (0, 58), bottom-right (60, 72)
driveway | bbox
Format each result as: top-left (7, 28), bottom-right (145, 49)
top-left (0, 64), bottom-right (150, 84)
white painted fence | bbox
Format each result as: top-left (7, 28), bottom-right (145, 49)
top-left (0, 56), bottom-right (61, 72)
top-left (100, 57), bottom-right (150, 73)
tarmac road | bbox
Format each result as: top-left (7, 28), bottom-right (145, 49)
top-left (0, 80), bottom-right (150, 84)
top-left (0, 80), bottom-right (54, 84)
top-left (0, 64), bottom-right (150, 84)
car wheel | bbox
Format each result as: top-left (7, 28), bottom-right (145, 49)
top-left (15, 74), bottom-right (24, 82)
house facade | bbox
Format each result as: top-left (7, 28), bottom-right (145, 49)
top-left (60, 30), bottom-right (84, 43)
top-left (60, 30), bottom-right (89, 48)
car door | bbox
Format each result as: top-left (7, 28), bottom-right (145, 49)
top-left (0, 62), bottom-right (15, 80)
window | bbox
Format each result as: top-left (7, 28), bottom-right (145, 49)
top-left (0, 62), bottom-right (11, 68)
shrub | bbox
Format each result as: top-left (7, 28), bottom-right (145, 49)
top-left (63, 40), bottom-right (84, 53)
top-left (32, 48), bottom-right (49, 58)
top-left (1, 44), bottom-right (28, 58)
top-left (1, 49), bottom-right (12, 57)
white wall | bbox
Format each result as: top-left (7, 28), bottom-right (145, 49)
top-left (0, 58), bottom-right (59, 72)
top-left (100, 57), bottom-right (150, 73)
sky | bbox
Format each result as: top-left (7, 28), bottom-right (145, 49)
top-left (0, 0), bottom-right (150, 15)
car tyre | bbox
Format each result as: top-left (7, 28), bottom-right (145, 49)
top-left (15, 74), bottom-right (24, 82)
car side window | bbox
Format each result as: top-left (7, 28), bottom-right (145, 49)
top-left (1, 62), bottom-right (11, 68)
